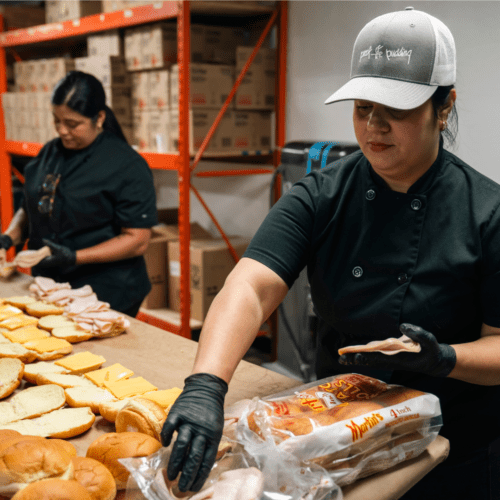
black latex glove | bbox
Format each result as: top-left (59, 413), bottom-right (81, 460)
top-left (161, 373), bottom-right (228, 493)
top-left (0, 234), bottom-right (13, 250)
top-left (339, 323), bottom-right (457, 378)
top-left (37, 239), bottom-right (76, 268)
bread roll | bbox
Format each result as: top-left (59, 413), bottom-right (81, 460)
top-left (51, 325), bottom-right (93, 343)
top-left (0, 358), bottom-right (23, 399)
top-left (23, 361), bottom-right (69, 384)
top-left (37, 314), bottom-right (74, 331)
top-left (72, 456), bottom-right (117, 500)
top-left (0, 384), bottom-right (66, 425)
top-left (86, 432), bottom-right (162, 490)
top-left (98, 399), bottom-right (134, 423)
top-left (0, 407), bottom-right (95, 438)
top-left (23, 337), bottom-right (73, 361)
top-left (36, 372), bottom-right (97, 389)
top-left (115, 397), bottom-right (167, 440)
top-left (0, 438), bottom-right (74, 495)
top-left (11, 479), bottom-right (93, 500)
top-left (2, 297), bottom-right (37, 311)
top-left (0, 343), bottom-right (37, 364)
top-left (25, 301), bottom-right (64, 318)
top-left (65, 387), bottom-right (117, 414)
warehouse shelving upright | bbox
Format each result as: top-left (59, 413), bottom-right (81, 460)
top-left (0, 1), bottom-right (287, 349)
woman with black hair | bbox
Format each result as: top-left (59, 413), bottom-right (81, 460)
top-left (0, 71), bottom-right (157, 317)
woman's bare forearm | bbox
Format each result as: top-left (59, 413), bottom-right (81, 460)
top-left (5, 208), bottom-right (27, 246)
top-left (192, 258), bottom-right (289, 384)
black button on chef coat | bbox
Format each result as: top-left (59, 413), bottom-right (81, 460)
top-left (23, 131), bottom-right (158, 313)
top-left (244, 143), bottom-right (500, 459)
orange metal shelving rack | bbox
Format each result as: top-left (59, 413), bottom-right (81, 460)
top-left (0, 1), bottom-right (287, 347)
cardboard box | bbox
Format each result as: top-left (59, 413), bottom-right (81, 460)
top-left (141, 23), bottom-right (177, 70)
top-left (131, 72), bottom-right (149, 110)
top-left (147, 110), bottom-right (170, 152)
top-left (148, 70), bottom-right (169, 111)
top-left (168, 237), bottom-right (250, 321)
top-left (124, 27), bottom-right (143, 71)
top-left (30, 59), bottom-right (50, 92)
top-left (46, 58), bottom-right (75, 89)
top-left (103, 85), bottom-right (132, 123)
top-left (170, 63), bottom-right (234, 109)
top-left (74, 56), bottom-right (129, 87)
top-left (235, 46), bottom-right (275, 110)
top-left (169, 108), bottom-right (234, 154)
top-left (142, 209), bottom-right (212, 309)
top-left (132, 111), bottom-right (149, 150)
top-left (87, 30), bottom-right (123, 57)
top-left (45, 1), bottom-right (102, 23)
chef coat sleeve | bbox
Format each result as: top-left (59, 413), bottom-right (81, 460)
top-left (113, 157), bottom-right (158, 228)
top-left (480, 202), bottom-right (500, 327)
top-left (243, 172), bottom-right (323, 289)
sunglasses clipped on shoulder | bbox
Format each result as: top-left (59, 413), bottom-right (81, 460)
top-left (38, 173), bottom-right (61, 216)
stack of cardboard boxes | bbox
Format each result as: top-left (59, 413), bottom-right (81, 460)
top-left (125, 22), bottom-right (275, 154)
top-left (142, 209), bottom-right (251, 322)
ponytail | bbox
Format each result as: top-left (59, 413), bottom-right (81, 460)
top-left (103, 105), bottom-right (128, 144)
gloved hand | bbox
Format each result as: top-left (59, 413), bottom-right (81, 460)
top-left (0, 234), bottom-right (13, 250)
top-left (339, 323), bottom-right (457, 378)
top-left (161, 373), bottom-right (228, 493)
top-left (37, 239), bottom-right (76, 268)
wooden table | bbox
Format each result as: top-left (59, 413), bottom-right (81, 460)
top-left (0, 273), bottom-right (450, 500)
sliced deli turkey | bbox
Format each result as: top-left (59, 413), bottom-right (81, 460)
top-left (237, 373), bottom-right (443, 486)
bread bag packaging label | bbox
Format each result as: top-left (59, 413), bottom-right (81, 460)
top-left (237, 373), bottom-right (443, 486)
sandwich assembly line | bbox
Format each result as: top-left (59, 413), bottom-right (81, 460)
top-left (0, 2), bottom-right (497, 500)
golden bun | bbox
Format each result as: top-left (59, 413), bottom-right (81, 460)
top-left (11, 479), bottom-right (93, 500)
top-left (86, 432), bottom-right (162, 490)
top-left (72, 456), bottom-right (117, 500)
top-left (115, 397), bottom-right (167, 440)
top-left (0, 438), bottom-right (74, 495)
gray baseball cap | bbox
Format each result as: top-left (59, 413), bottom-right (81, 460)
top-left (325, 7), bottom-right (456, 110)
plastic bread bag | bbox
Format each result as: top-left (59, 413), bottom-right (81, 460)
top-left (120, 438), bottom-right (343, 500)
top-left (236, 373), bottom-right (443, 487)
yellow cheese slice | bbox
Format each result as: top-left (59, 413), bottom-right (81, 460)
top-left (54, 351), bottom-right (106, 374)
top-left (23, 337), bottom-right (72, 354)
top-left (104, 376), bottom-right (157, 399)
top-left (84, 363), bottom-right (134, 387)
top-left (0, 305), bottom-right (24, 321)
top-left (2, 326), bottom-right (50, 343)
top-left (0, 315), bottom-right (39, 330)
top-left (141, 388), bottom-right (183, 409)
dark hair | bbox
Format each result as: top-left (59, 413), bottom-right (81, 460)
top-left (431, 85), bottom-right (458, 148)
top-left (51, 70), bottom-right (128, 143)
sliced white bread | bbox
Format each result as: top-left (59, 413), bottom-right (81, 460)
top-left (23, 338), bottom-right (73, 361)
top-left (23, 361), bottom-right (70, 384)
top-left (25, 301), bottom-right (64, 318)
top-left (2, 296), bottom-right (37, 311)
top-left (50, 325), bottom-right (93, 343)
top-left (0, 359), bottom-right (23, 399)
top-left (98, 399), bottom-right (134, 423)
top-left (37, 315), bottom-right (74, 332)
top-left (36, 372), bottom-right (97, 389)
top-left (64, 387), bottom-right (117, 414)
top-left (0, 406), bottom-right (95, 438)
top-left (0, 384), bottom-right (66, 425)
top-left (0, 343), bottom-right (37, 364)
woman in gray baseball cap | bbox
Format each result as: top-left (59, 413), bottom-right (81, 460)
top-left (161, 8), bottom-right (498, 499)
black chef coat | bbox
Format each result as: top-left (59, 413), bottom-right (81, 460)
top-left (23, 131), bottom-right (158, 313)
top-left (244, 143), bottom-right (500, 459)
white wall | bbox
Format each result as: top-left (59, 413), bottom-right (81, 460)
top-left (155, 1), bottom-right (500, 238)
top-left (287, 1), bottom-right (500, 182)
